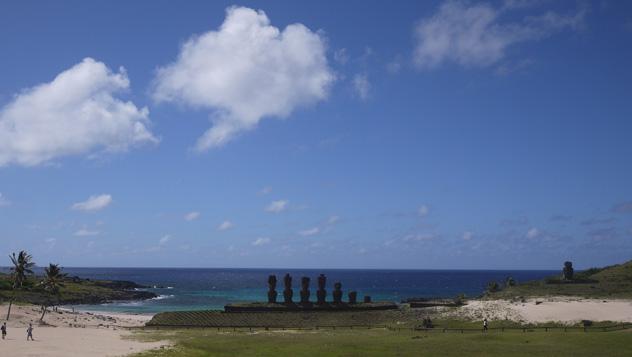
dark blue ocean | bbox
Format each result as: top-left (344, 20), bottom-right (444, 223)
top-left (32, 268), bottom-right (557, 314)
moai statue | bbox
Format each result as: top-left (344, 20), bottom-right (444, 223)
top-left (348, 291), bottom-right (358, 304)
top-left (300, 276), bottom-right (311, 304)
top-left (363, 295), bottom-right (372, 303)
top-left (283, 273), bottom-right (293, 304)
top-left (332, 282), bottom-right (343, 304)
top-left (267, 275), bottom-right (278, 303)
top-left (562, 261), bottom-right (574, 281)
top-left (316, 274), bottom-right (327, 304)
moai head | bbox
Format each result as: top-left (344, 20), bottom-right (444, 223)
top-left (318, 274), bottom-right (326, 289)
top-left (284, 273), bottom-right (292, 289)
top-left (268, 275), bottom-right (277, 290)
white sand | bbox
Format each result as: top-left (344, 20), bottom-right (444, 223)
top-left (0, 304), bottom-right (169, 357)
top-left (445, 298), bottom-right (632, 324)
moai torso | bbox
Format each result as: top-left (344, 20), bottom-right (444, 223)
top-left (283, 273), bottom-right (293, 304)
top-left (300, 276), bottom-right (310, 304)
top-left (316, 274), bottom-right (327, 304)
top-left (267, 275), bottom-right (278, 303)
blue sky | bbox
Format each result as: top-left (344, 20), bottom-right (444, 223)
top-left (1, 0), bottom-right (631, 269)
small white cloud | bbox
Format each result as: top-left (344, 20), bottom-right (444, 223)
top-left (462, 231), bottom-right (473, 241)
top-left (265, 200), bottom-right (288, 213)
top-left (0, 58), bottom-right (157, 167)
top-left (403, 233), bottom-right (434, 242)
top-left (72, 194), bottom-right (112, 212)
top-left (159, 234), bottom-right (171, 245)
top-left (357, 247), bottom-right (368, 255)
top-left (184, 211), bottom-right (200, 221)
top-left (327, 215), bottom-right (340, 225)
top-left (259, 186), bottom-right (272, 195)
top-left (44, 238), bottom-right (57, 248)
top-left (252, 237), bottom-right (271, 246)
top-left (299, 227), bottom-right (320, 237)
top-left (413, 1), bottom-right (585, 69)
top-left (334, 48), bottom-right (349, 65)
top-left (74, 228), bottom-right (100, 237)
top-left (152, 6), bottom-right (335, 150)
top-left (0, 192), bottom-right (10, 207)
top-left (526, 227), bottom-right (540, 239)
top-left (418, 205), bottom-right (429, 217)
top-left (218, 220), bottom-right (234, 231)
top-left (386, 56), bottom-right (403, 74)
top-left (352, 73), bottom-right (371, 100)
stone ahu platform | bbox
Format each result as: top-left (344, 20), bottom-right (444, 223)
top-left (224, 301), bottom-right (398, 313)
top-left (147, 273), bottom-right (400, 328)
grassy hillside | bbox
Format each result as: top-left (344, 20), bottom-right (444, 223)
top-left (0, 272), bottom-right (156, 305)
top-left (488, 260), bottom-right (632, 299)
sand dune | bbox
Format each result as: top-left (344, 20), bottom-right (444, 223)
top-left (446, 298), bottom-right (632, 324)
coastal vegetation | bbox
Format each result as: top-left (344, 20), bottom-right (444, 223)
top-left (0, 250), bottom-right (156, 316)
top-left (486, 260), bottom-right (632, 299)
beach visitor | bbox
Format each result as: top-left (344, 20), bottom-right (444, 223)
top-left (483, 318), bottom-right (488, 332)
top-left (1, 322), bottom-right (6, 339)
top-left (27, 323), bottom-right (34, 341)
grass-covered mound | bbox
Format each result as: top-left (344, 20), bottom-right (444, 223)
top-left (0, 272), bottom-right (156, 305)
top-left (488, 260), bottom-right (632, 299)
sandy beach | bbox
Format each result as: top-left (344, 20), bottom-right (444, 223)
top-left (0, 304), bottom-right (168, 357)
top-left (445, 297), bottom-right (632, 324)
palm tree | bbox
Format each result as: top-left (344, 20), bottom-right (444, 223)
top-left (39, 263), bottom-right (66, 321)
top-left (6, 250), bottom-right (35, 320)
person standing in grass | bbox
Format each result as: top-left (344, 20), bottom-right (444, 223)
top-left (483, 318), bottom-right (488, 332)
top-left (26, 323), bottom-right (34, 341)
top-left (1, 322), bottom-right (6, 339)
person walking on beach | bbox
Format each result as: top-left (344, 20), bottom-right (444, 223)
top-left (483, 318), bottom-right (488, 332)
top-left (1, 322), bottom-right (6, 339)
top-left (26, 323), bottom-right (34, 341)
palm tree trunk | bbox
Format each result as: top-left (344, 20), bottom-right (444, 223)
top-left (6, 299), bottom-right (13, 321)
top-left (40, 305), bottom-right (47, 322)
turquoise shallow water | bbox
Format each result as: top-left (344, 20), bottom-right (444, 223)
top-left (11, 267), bottom-right (556, 314)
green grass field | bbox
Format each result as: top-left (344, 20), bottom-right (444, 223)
top-left (131, 327), bottom-right (632, 357)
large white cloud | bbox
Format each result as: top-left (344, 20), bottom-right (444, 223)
top-left (414, 1), bottom-right (585, 69)
top-left (0, 58), bottom-right (157, 167)
top-left (152, 6), bottom-right (335, 150)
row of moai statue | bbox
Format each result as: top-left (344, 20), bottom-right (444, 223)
top-left (267, 273), bottom-right (367, 304)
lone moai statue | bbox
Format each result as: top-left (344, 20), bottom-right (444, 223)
top-left (283, 273), bottom-right (293, 304)
top-left (316, 274), bottom-right (327, 304)
top-left (562, 261), bottom-right (574, 281)
top-left (267, 275), bottom-right (278, 303)
top-left (332, 282), bottom-right (343, 304)
top-left (300, 276), bottom-right (311, 304)
top-left (348, 291), bottom-right (357, 304)
top-left (363, 295), bottom-right (372, 303)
